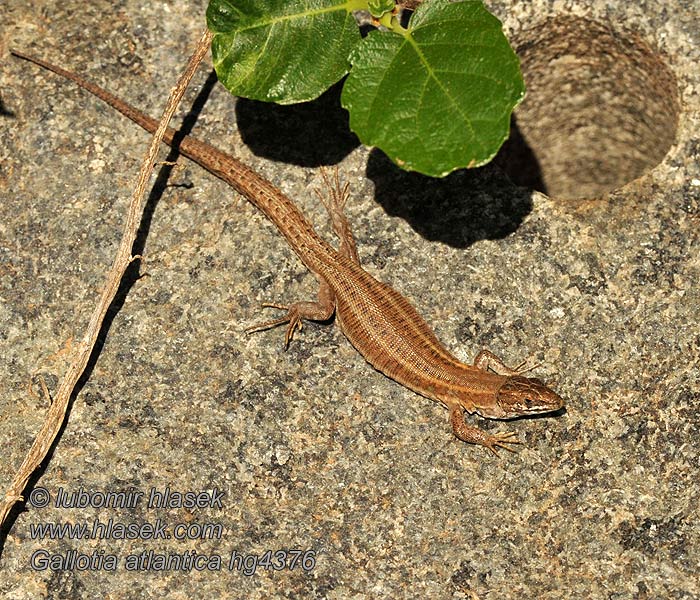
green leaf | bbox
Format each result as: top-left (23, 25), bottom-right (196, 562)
top-left (368, 0), bottom-right (395, 19)
top-left (341, 0), bottom-right (525, 176)
top-left (207, 0), bottom-right (363, 104)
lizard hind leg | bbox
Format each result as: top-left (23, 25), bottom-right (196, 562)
top-left (245, 276), bottom-right (336, 348)
top-left (315, 167), bottom-right (360, 264)
top-left (246, 167), bottom-right (352, 349)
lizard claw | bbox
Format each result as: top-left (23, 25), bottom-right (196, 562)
top-left (514, 360), bottom-right (542, 375)
top-left (245, 303), bottom-right (302, 349)
top-left (482, 431), bottom-right (521, 456)
top-left (473, 349), bottom-right (541, 377)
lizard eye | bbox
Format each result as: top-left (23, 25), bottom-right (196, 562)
top-left (524, 397), bottom-right (533, 408)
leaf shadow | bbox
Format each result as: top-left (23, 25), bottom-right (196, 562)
top-left (367, 149), bottom-right (534, 249)
top-left (234, 83), bottom-right (543, 249)
top-left (492, 114), bottom-right (547, 196)
top-left (234, 79), bottom-right (359, 167)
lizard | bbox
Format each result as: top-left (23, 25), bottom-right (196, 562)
top-left (10, 49), bottom-right (564, 454)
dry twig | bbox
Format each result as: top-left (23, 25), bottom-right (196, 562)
top-left (0, 27), bottom-right (214, 528)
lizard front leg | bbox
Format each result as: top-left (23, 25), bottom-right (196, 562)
top-left (473, 349), bottom-right (531, 376)
top-left (448, 404), bottom-right (521, 455)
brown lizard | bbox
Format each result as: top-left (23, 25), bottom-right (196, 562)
top-left (11, 49), bottom-right (564, 454)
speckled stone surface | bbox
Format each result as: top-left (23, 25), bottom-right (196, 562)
top-left (1, 1), bottom-right (698, 598)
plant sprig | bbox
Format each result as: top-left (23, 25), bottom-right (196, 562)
top-left (207, 0), bottom-right (524, 177)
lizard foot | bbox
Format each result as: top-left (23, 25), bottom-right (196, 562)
top-left (473, 349), bottom-right (540, 376)
top-left (480, 431), bottom-right (521, 456)
top-left (449, 404), bottom-right (521, 456)
top-left (315, 167), bottom-right (360, 264)
top-left (245, 303), bottom-right (302, 349)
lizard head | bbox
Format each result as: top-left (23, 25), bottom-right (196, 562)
top-left (481, 375), bottom-right (564, 419)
